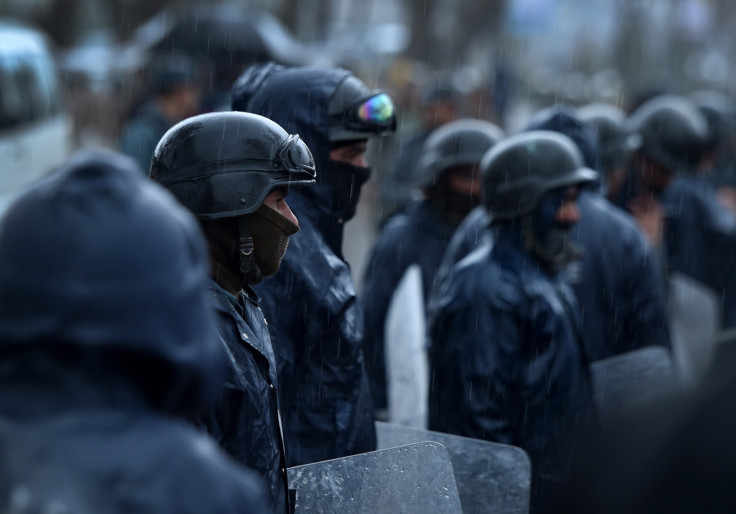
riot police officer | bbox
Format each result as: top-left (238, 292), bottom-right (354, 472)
top-left (150, 111), bottom-right (316, 513)
top-left (428, 131), bottom-right (598, 512)
top-left (233, 64), bottom-right (396, 465)
top-left (622, 95), bottom-right (736, 332)
top-left (577, 102), bottom-right (637, 201)
top-left (0, 150), bottom-right (267, 513)
top-left (362, 119), bottom-right (504, 418)
top-left (527, 106), bottom-right (671, 360)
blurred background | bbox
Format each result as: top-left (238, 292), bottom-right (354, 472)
top-left (1, 0), bottom-right (735, 282)
top-left (3, 0), bottom-right (735, 145)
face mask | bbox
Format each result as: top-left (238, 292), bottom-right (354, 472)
top-left (248, 204), bottom-right (299, 278)
top-left (327, 161), bottom-right (372, 221)
top-left (429, 184), bottom-right (481, 228)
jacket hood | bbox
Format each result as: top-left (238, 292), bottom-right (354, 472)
top-left (0, 149), bottom-right (222, 414)
top-left (233, 65), bottom-right (355, 219)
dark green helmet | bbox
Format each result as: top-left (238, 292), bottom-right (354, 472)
top-left (625, 94), bottom-right (708, 174)
top-left (481, 131), bottom-right (598, 219)
top-left (414, 118), bottom-right (505, 189)
top-left (150, 111), bottom-right (316, 219)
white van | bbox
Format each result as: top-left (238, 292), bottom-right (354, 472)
top-left (0, 21), bottom-right (71, 217)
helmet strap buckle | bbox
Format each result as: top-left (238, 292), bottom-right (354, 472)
top-left (237, 216), bottom-right (262, 284)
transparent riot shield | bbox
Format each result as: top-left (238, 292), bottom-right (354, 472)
top-left (376, 422), bottom-right (531, 514)
top-left (385, 264), bottom-right (428, 428)
top-left (668, 271), bottom-right (720, 387)
top-left (287, 442), bottom-right (462, 513)
top-left (590, 346), bottom-right (678, 424)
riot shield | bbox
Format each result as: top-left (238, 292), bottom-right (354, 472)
top-left (590, 346), bottom-right (678, 424)
top-left (287, 442), bottom-right (462, 513)
top-left (668, 272), bottom-right (720, 386)
top-left (376, 422), bottom-right (531, 514)
top-left (385, 264), bottom-right (428, 428)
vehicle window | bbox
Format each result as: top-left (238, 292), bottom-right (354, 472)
top-left (0, 51), bottom-right (60, 131)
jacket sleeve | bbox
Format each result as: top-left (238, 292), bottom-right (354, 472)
top-left (258, 267), bottom-right (302, 402)
top-left (434, 296), bottom-right (521, 445)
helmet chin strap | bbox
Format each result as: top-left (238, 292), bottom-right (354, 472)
top-left (238, 216), bottom-right (262, 285)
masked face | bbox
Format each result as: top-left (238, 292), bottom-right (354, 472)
top-left (327, 140), bottom-right (372, 221)
top-left (525, 186), bottom-right (582, 271)
top-left (429, 164), bottom-right (482, 227)
top-left (326, 160), bottom-right (372, 221)
top-left (248, 201), bottom-right (299, 278)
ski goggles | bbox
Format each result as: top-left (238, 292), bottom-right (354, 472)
top-left (333, 92), bottom-right (397, 134)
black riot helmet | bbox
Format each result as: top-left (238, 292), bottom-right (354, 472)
top-left (577, 103), bottom-right (637, 172)
top-left (150, 111), bottom-right (316, 219)
top-left (625, 94), bottom-right (708, 174)
top-left (414, 118), bottom-right (505, 189)
top-left (0, 150), bottom-right (221, 413)
top-left (481, 130), bottom-right (598, 219)
top-left (328, 75), bottom-right (397, 142)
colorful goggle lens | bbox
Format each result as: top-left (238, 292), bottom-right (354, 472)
top-left (357, 93), bottom-right (395, 125)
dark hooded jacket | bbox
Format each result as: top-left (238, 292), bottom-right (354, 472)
top-left (428, 223), bottom-right (597, 511)
top-left (236, 67), bottom-right (376, 465)
top-left (663, 174), bottom-right (736, 330)
top-left (571, 191), bottom-right (671, 359)
top-left (0, 151), bottom-right (267, 514)
top-left (195, 282), bottom-right (288, 513)
top-left (361, 198), bottom-right (456, 411)
top-left (0, 352), bottom-right (267, 514)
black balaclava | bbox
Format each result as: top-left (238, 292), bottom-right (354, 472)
top-left (426, 167), bottom-right (482, 228)
top-left (248, 204), bottom-right (300, 277)
top-left (328, 138), bottom-right (372, 222)
top-left (203, 204), bottom-right (299, 291)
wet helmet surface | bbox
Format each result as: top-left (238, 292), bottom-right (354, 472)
top-left (481, 130), bottom-right (598, 219)
top-left (150, 111), bottom-right (316, 219)
top-left (414, 118), bottom-right (505, 188)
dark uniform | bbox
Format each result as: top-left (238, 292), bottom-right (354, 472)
top-left (201, 283), bottom-right (289, 508)
top-left (621, 95), bottom-right (736, 331)
top-left (663, 174), bottom-right (736, 329)
top-left (526, 107), bottom-right (671, 360)
top-left (150, 112), bottom-right (317, 512)
top-left (428, 132), bottom-right (598, 511)
top-left (362, 119), bottom-right (504, 413)
top-left (234, 64), bottom-right (396, 465)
